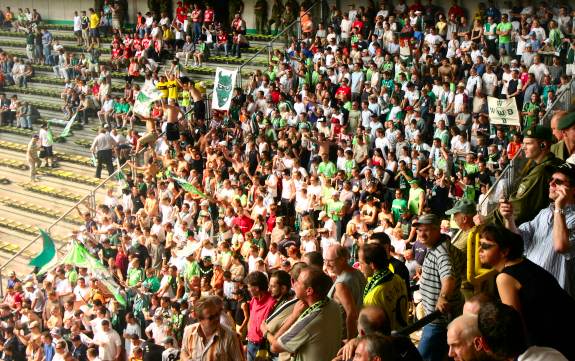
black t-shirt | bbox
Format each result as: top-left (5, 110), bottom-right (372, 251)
top-left (142, 340), bottom-right (165, 361)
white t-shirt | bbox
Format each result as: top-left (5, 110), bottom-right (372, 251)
top-left (94, 329), bottom-right (122, 361)
top-left (518, 346), bottom-right (568, 361)
top-left (73, 16), bottom-right (82, 32)
top-left (145, 322), bottom-right (169, 344)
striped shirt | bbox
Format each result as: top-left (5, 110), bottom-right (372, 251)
top-left (420, 235), bottom-right (464, 324)
top-left (519, 204), bottom-right (575, 298)
top-left (180, 323), bottom-right (244, 361)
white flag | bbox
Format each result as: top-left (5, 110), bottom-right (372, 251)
top-left (133, 84), bottom-right (163, 117)
top-left (212, 67), bottom-right (237, 111)
top-left (487, 97), bottom-right (521, 126)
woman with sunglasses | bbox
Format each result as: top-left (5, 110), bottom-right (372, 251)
top-left (478, 224), bottom-right (575, 360)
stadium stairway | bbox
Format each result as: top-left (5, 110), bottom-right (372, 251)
top-left (0, 24), bottom-right (275, 278)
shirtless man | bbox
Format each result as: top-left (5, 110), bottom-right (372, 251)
top-left (190, 81), bottom-right (206, 121)
top-left (163, 98), bottom-right (184, 143)
top-left (136, 116), bottom-right (157, 153)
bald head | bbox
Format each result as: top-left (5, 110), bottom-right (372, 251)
top-left (358, 306), bottom-right (391, 336)
top-left (447, 314), bottom-right (481, 361)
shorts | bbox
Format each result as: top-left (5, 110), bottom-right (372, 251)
top-left (166, 122), bottom-right (180, 141)
top-left (40, 146), bottom-right (53, 158)
top-left (138, 132), bottom-right (157, 147)
top-left (89, 28), bottom-right (99, 38)
top-left (193, 100), bottom-right (206, 120)
top-left (74, 30), bottom-right (82, 37)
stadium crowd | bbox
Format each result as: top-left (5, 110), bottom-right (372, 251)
top-left (0, 0), bottom-right (575, 360)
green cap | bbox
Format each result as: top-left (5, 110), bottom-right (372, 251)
top-left (445, 198), bottom-right (477, 215)
top-left (412, 214), bottom-right (441, 228)
top-left (557, 112), bottom-right (575, 130)
top-left (522, 125), bottom-right (553, 141)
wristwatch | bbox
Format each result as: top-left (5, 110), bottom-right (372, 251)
top-left (554, 208), bottom-right (566, 215)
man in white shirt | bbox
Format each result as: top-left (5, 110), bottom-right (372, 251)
top-left (528, 55), bottom-right (550, 85)
top-left (145, 315), bottom-right (169, 345)
top-left (38, 122), bottom-right (55, 167)
top-left (93, 320), bottom-right (122, 361)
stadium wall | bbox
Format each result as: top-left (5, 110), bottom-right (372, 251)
top-left (3, 0), bottom-right (483, 33)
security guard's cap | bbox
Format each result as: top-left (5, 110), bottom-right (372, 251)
top-left (557, 112), bottom-right (575, 130)
top-left (522, 125), bottom-right (553, 141)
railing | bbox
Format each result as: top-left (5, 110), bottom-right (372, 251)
top-left (0, 133), bottom-right (152, 297)
top-left (540, 77), bottom-right (575, 126)
top-left (392, 311), bottom-right (442, 336)
top-left (237, 0), bottom-right (323, 88)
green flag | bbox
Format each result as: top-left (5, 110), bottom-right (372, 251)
top-left (59, 113), bottom-right (77, 138)
top-left (172, 175), bottom-right (208, 198)
top-left (29, 229), bottom-right (56, 269)
top-left (39, 241), bottom-right (127, 306)
top-left (46, 123), bottom-right (54, 144)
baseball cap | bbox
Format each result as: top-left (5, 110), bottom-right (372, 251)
top-left (412, 214), bottom-right (441, 227)
top-left (445, 198), bottom-right (477, 215)
top-left (553, 162), bottom-right (575, 184)
top-left (318, 211), bottom-right (327, 220)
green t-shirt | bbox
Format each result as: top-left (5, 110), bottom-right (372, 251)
top-left (496, 22), bottom-right (512, 44)
top-left (463, 185), bottom-right (476, 201)
top-left (318, 161), bottom-right (337, 178)
top-left (408, 187), bottom-right (425, 216)
top-left (391, 198), bottom-right (407, 224)
top-left (327, 200), bottom-right (344, 221)
top-left (127, 268), bottom-right (144, 287)
top-left (142, 276), bottom-right (161, 293)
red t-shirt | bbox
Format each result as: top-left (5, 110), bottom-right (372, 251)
top-left (204, 9), bottom-right (214, 23)
top-left (191, 9), bottom-right (202, 22)
top-left (217, 34), bottom-right (227, 44)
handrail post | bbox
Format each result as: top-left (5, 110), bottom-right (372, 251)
top-left (0, 272), bottom-right (3, 298)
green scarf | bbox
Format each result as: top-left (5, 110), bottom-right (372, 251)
top-left (363, 269), bottom-right (394, 297)
top-left (298, 299), bottom-right (327, 320)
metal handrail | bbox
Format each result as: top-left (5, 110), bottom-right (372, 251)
top-left (392, 311), bottom-right (442, 336)
top-left (540, 77), bottom-right (575, 126)
top-left (0, 130), bottom-right (154, 297)
top-left (237, 0), bottom-right (321, 87)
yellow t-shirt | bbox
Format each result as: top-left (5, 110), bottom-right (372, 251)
top-left (89, 13), bottom-right (100, 29)
top-left (363, 272), bottom-right (409, 331)
top-left (166, 79), bottom-right (178, 99)
top-left (156, 81), bottom-right (168, 99)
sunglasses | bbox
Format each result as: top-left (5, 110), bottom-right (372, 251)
top-left (549, 177), bottom-right (568, 186)
top-left (201, 313), bottom-right (220, 321)
top-left (479, 242), bottom-right (497, 250)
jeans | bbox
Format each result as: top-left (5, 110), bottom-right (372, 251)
top-left (193, 22), bottom-right (202, 42)
top-left (500, 42), bottom-right (512, 56)
top-left (418, 322), bottom-right (448, 361)
top-left (43, 44), bottom-right (51, 64)
top-left (19, 115), bottom-right (32, 129)
top-left (247, 341), bottom-right (262, 361)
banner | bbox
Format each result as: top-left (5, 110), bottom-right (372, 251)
top-left (59, 112), bottom-right (77, 138)
top-left (487, 97), bottom-right (521, 126)
top-left (133, 84), bottom-right (163, 117)
top-left (212, 67), bottom-right (237, 111)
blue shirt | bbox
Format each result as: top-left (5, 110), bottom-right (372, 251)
top-left (41, 31), bottom-right (52, 45)
top-left (519, 204), bottom-right (575, 299)
top-left (43, 344), bottom-right (55, 361)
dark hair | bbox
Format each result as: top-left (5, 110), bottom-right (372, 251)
top-left (357, 334), bottom-right (396, 359)
top-left (478, 302), bottom-right (527, 358)
top-left (479, 224), bottom-right (524, 260)
top-left (302, 251), bottom-right (324, 268)
top-left (270, 270), bottom-right (291, 289)
top-left (361, 243), bottom-right (389, 270)
top-left (245, 271), bottom-right (269, 291)
top-left (370, 232), bottom-right (391, 246)
top-left (301, 266), bottom-right (333, 299)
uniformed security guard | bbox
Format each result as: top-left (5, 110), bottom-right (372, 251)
top-left (254, 0), bottom-right (268, 34)
top-left (551, 111), bottom-right (575, 161)
top-left (268, 0), bottom-right (284, 34)
top-left (491, 125), bottom-right (563, 226)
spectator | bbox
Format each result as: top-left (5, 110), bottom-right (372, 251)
top-left (478, 223), bottom-right (575, 359)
